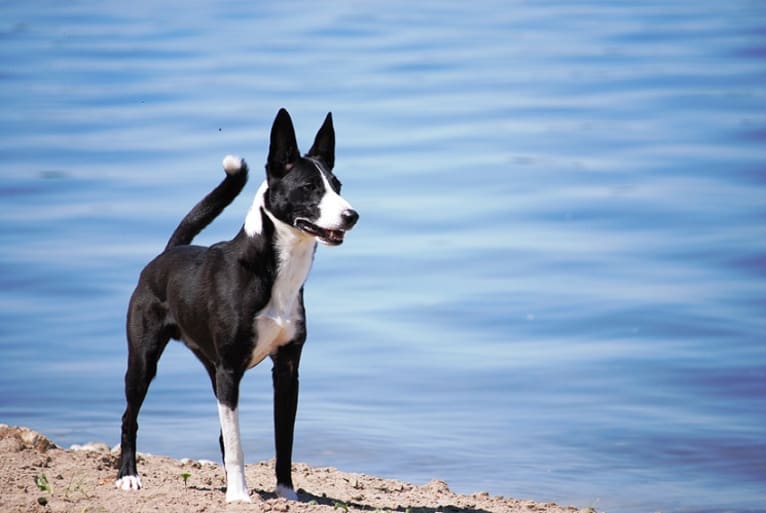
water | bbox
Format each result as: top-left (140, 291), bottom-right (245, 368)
top-left (1, 1), bottom-right (765, 512)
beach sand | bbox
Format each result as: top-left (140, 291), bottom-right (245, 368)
top-left (0, 424), bottom-right (595, 513)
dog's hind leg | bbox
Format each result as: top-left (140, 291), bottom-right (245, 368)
top-left (215, 365), bottom-right (251, 503)
top-left (272, 341), bottom-right (304, 500)
top-left (197, 357), bottom-right (228, 468)
top-left (116, 299), bottom-right (170, 490)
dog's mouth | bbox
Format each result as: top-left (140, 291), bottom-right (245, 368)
top-left (294, 219), bottom-right (346, 246)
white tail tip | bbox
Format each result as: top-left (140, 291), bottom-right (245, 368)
top-left (222, 155), bottom-right (245, 175)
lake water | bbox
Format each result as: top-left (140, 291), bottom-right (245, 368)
top-left (1, 2), bottom-right (765, 512)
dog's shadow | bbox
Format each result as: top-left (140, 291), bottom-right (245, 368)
top-left (253, 489), bottom-right (494, 513)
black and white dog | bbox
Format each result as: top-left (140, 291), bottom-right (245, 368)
top-left (115, 108), bottom-right (358, 503)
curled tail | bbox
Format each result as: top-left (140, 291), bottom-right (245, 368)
top-left (165, 155), bottom-right (249, 250)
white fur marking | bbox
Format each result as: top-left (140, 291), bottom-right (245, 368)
top-left (250, 213), bottom-right (316, 368)
top-left (244, 180), bottom-right (269, 236)
top-left (217, 402), bottom-right (251, 503)
top-left (310, 160), bottom-right (353, 230)
top-left (276, 483), bottom-right (299, 501)
top-left (222, 154), bottom-right (243, 175)
top-left (115, 475), bottom-right (142, 490)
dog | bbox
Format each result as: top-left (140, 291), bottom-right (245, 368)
top-left (115, 108), bottom-right (358, 503)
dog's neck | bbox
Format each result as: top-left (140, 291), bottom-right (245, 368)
top-left (244, 180), bottom-right (270, 237)
top-left (244, 181), bottom-right (316, 314)
top-left (270, 219), bottom-right (316, 316)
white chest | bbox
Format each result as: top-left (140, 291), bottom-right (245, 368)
top-left (248, 308), bottom-right (300, 368)
top-left (248, 226), bottom-right (316, 368)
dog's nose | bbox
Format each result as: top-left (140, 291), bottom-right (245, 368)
top-left (341, 209), bottom-right (359, 229)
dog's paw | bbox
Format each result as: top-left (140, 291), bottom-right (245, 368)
top-left (275, 484), bottom-right (299, 501)
top-left (222, 155), bottom-right (246, 176)
top-left (225, 488), bottom-right (253, 503)
top-left (224, 471), bottom-right (251, 503)
top-left (115, 475), bottom-right (142, 490)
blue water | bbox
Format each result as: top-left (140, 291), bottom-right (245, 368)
top-left (1, 2), bottom-right (765, 512)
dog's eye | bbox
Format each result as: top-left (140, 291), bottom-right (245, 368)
top-left (330, 177), bottom-right (342, 192)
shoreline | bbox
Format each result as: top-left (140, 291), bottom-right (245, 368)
top-left (0, 424), bottom-right (596, 513)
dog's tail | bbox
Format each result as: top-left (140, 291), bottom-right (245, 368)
top-left (164, 155), bottom-right (249, 250)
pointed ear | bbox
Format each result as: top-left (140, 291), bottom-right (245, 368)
top-left (307, 112), bottom-right (335, 170)
top-left (267, 108), bottom-right (300, 178)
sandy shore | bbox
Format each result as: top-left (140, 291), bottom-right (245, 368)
top-left (0, 424), bottom-right (595, 513)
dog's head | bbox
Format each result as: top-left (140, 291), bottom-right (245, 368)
top-left (262, 108), bottom-right (358, 246)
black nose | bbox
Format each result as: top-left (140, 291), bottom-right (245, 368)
top-left (341, 209), bottom-right (359, 229)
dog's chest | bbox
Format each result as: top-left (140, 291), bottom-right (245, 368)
top-left (248, 236), bottom-right (315, 368)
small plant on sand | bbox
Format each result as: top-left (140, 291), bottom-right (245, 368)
top-left (180, 471), bottom-right (192, 489)
top-left (334, 501), bottom-right (349, 512)
top-left (34, 473), bottom-right (52, 506)
top-left (35, 473), bottom-right (52, 493)
top-left (64, 474), bottom-right (94, 501)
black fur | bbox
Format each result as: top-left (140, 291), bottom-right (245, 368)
top-left (116, 108), bottom-right (357, 500)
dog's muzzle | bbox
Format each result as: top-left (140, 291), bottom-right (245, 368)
top-left (295, 209), bottom-right (359, 246)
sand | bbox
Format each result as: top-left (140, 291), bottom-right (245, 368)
top-left (0, 424), bottom-right (596, 513)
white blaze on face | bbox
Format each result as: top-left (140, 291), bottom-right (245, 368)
top-left (312, 161), bottom-right (353, 230)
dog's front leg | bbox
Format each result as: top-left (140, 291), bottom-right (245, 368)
top-left (215, 366), bottom-right (251, 503)
top-left (272, 341), bottom-right (303, 500)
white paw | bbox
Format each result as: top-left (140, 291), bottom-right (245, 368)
top-left (225, 488), bottom-right (252, 503)
top-left (275, 484), bottom-right (299, 501)
top-left (224, 464), bottom-right (251, 503)
top-left (222, 155), bottom-right (244, 175)
top-left (115, 475), bottom-right (142, 490)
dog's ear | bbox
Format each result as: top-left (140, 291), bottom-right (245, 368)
top-left (307, 112), bottom-right (335, 170)
top-left (267, 108), bottom-right (300, 178)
